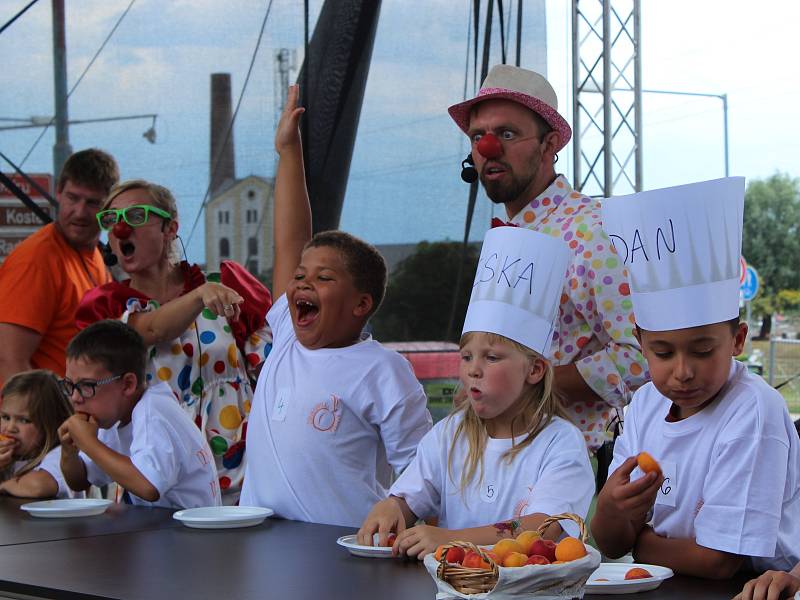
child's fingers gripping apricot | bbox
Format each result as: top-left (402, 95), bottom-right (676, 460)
top-left (599, 456), bottom-right (661, 521)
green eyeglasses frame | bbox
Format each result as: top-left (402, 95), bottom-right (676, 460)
top-left (96, 204), bottom-right (172, 232)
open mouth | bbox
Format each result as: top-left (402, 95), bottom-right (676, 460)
top-left (295, 299), bottom-right (319, 327)
top-left (120, 241), bottom-right (136, 257)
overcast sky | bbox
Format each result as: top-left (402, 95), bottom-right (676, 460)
top-left (2, 0), bottom-right (798, 263)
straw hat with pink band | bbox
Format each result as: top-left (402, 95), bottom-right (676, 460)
top-left (448, 64), bottom-right (572, 152)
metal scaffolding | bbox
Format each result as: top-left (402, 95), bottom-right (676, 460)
top-left (571, 0), bottom-right (642, 197)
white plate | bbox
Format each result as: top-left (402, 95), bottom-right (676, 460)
top-left (172, 506), bottom-right (274, 529)
top-left (20, 499), bottom-right (113, 518)
top-left (585, 562), bottom-right (673, 594)
top-left (337, 534), bottom-right (394, 558)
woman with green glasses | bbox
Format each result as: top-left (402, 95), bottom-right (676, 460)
top-left (75, 179), bottom-right (273, 504)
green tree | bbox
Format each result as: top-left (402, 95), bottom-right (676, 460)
top-left (742, 173), bottom-right (800, 337)
top-left (371, 241), bottom-right (479, 342)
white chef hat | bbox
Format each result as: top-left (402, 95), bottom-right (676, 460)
top-left (462, 226), bottom-right (571, 355)
top-left (601, 177), bottom-right (745, 331)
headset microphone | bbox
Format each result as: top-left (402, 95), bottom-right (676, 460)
top-left (460, 154), bottom-right (478, 183)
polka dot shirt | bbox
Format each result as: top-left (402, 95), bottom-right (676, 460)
top-left (507, 175), bottom-right (649, 451)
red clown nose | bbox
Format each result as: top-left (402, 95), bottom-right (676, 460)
top-left (476, 133), bottom-right (503, 159)
top-left (112, 221), bottom-right (133, 239)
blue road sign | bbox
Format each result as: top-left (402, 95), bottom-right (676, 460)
top-left (741, 266), bottom-right (760, 301)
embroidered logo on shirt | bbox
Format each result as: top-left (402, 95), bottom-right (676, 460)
top-left (513, 485), bottom-right (535, 518)
top-left (308, 394), bottom-right (342, 432)
top-left (195, 447), bottom-right (211, 466)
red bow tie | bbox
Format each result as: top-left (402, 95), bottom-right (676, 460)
top-left (490, 217), bottom-right (518, 228)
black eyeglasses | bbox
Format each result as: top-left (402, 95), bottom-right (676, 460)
top-left (58, 375), bottom-right (122, 399)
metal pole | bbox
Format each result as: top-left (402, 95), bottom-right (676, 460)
top-left (602, 0), bottom-right (612, 196)
top-left (768, 337), bottom-right (776, 386)
top-left (633, 0), bottom-right (642, 191)
top-left (721, 92), bottom-right (729, 177)
top-left (51, 0), bottom-right (71, 181)
top-left (745, 300), bottom-right (752, 356)
top-left (571, 0), bottom-right (580, 189)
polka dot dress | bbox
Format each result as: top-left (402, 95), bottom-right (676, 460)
top-left (123, 275), bottom-right (272, 502)
top-left (507, 175), bottom-right (649, 451)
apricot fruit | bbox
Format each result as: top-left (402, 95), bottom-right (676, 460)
top-left (383, 533), bottom-right (396, 547)
top-left (637, 451), bottom-right (661, 475)
top-left (502, 552), bottom-right (529, 568)
top-left (434, 545), bottom-right (445, 561)
top-left (529, 538), bottom-right (557, 563)
top-left (462, 551), bottom-right (490, 570)
top-left (492, 539), bottom-right (525, 562)
top-left (554, 537), bottom-right (587, 562)
top-left (625, 567), bottom-right (653, 580)
top-left (515, 530), bottom-right (542, 555)
top-left (445, 547), bottom-right (465, 564)
top-left (526, 554), bottom-right (550, 565)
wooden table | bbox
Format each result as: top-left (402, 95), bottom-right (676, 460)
top-left (0, 499), bottom-right (751, 599)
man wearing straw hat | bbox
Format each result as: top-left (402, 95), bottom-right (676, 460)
top-left (448, 65), bottom-right (647, 453)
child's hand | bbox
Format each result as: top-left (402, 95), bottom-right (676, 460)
top-left (394, 524), bottom-right (453, 560)
top-left (274, 84), bottom-right (305, 155)
top-left (0, 438), bottom-right (14, 469)
top-left (57, 419), bottom-right (80, 458)
top-left (60, 413), bottom-right (99, 450)
top-left (733, 570), bottom-right (800, 600)
top-left (597, 456), bottom-right (662, 525)
top-left (357, 497), bottom-right (406, 547)
top-left (196, 283), bottom-right (243, 321)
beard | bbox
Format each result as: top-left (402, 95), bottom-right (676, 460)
top-left (478, 146), bottom-right (543, 206)
top-left (480, 169), bottom-right (535, 205)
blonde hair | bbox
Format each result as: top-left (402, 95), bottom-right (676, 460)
top-left (1, 370), bottom-right (73, 480)
top-left (447, 332), bottom-right (571, 496)
top-left (104, 179), bottom-right (180, 264)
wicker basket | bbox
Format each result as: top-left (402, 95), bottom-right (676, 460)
top-left (435, 513), bottom-right (589, 596)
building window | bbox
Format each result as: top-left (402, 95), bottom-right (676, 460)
top-left (218, 211), bottom-right (223, 224)
top-left (225, 211), bottom-right (230, 224)
top-left (247, 259), bottom-right (259, 274)
top-left (247, 189), bottom-right (256, 200)
top-left (248, 237), bottom-right (258, 257)
top-left (219, 238), bottom-right (230, 258)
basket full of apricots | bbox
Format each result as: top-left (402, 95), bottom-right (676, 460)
top-left (423, 513), bottom-right (601, 599)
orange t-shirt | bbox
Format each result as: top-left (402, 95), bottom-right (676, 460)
top-left (0, 223), bottom-right (110, 377)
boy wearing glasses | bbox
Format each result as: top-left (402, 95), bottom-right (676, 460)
top-left (58, 320), bottom-right (221, 508)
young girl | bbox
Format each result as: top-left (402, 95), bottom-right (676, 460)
top-left (358, 330), bottom-right (594, 558)
top-left (0, 370), bottom-right (74, 498)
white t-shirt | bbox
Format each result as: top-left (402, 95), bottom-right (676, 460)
top-left (240, 294), bottom-right (432, 527)
top-left (390, 412), bottom-right (594, 538)
top-left (610, 359), bottom-right (800, 572)
top-left (82, 382), bottom-right (221, 509)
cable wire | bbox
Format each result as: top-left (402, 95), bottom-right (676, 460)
top-left (19, 0), bottom-right (137, 167)
top-left (185, 0), bottom-right (275, 246)
top-left (0, 0), bottom-right (40, 36)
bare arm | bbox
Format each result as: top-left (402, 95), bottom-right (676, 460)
top-left (272, 84), bottom-right (312, 298)
top-left (0, 323), bottom-right (40, 386)
top-left (634, 525), bottom-right (744, 579)
top-left (58, 417), bottom-right (91, 491)
top-left (554, 363), bottom-right (603, 405)
top-left (127, 283), bottom-right (244, 346)
top-left (77, 437), bottom-right (159, 502)
top-left (0, 470), bottom-right (59, 498)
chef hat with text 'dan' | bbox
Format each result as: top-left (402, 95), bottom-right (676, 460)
top-left (601, 177), bottom-right (745, 331)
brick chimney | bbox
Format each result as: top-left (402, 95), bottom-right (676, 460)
top-left (209, 73), bottom-right (236, 195)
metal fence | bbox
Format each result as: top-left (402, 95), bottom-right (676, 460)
top-left (767, 338), bottom-right (800, 414)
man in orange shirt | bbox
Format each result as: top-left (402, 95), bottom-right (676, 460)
top-left (0, 149), bottom-right (119, 384)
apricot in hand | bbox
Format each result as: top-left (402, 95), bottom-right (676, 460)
top-left (637, 451), bottom-right (661, 475)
